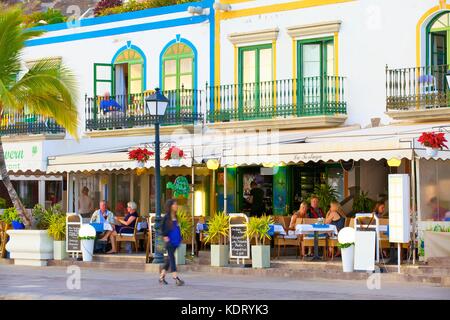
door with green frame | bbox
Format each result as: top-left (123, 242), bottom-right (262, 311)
top-left (162, 43), bottom-right (195, 115)
top-left (238, 44), bottom-right (273, 119)
top-left (94, 48), bottom-right (144, 113)
top-left (427, 11), bottom-right (450, 101)
top-left (297, 37), bottom-right (334, 116)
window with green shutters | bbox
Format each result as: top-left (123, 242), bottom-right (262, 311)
top-left (297, 37), bottom-right (334, 115)
top-left (162, 42), bottom-right (194, 91)
top-left (238, 44), bottom-right (273, 118)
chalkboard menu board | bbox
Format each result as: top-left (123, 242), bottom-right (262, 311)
top-left (229, 214), bottom-right (250, 259)
top-left (66, 214), bottom-right (82, 253)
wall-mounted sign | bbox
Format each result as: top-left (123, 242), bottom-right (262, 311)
top-left (66, 213), bottom-right (82, 253)
top-left (389, 174), bottom-right (411, 243)
top-left (3, 141), bottom-right (43, 172)
top-left (229, 213), bottom-right (250, 260)
top-left (167, 176), bottom-right (190, 198)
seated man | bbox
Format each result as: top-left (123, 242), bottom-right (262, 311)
top-left (99, 92), bottom-right (124, 115)
top-left (90, 200), bottom-right (115, 232)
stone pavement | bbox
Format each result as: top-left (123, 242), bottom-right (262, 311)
top-left (0, 264), bottom-right (449, 300)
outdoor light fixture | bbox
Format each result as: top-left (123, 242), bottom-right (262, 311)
top-left (145, 88), bottom-right (169, 116)
top-left (213, 3), bottom-right (231, 12)
top-left (187, 6), bottom-right (206, 15)
top-left (206, 159), bottom-right (220, 171)
top-left (145, 88), bottom-right (169, 265)
top-left (446, 70), bottom-right (450, 89)
top-left (387, 157), bottom-right (402, 167)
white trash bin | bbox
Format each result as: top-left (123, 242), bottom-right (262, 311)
top-left (81, 239), bottom-right (95, 262)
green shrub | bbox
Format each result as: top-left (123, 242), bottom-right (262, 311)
top-left (245, 215), bottom-right (274, 245)
top-left (0, 207), bottom-right (22, 224)
top-left (352, 191), bottom-right (375, 216)
top-left (307, 184), bottom-right (339, 213)
top-left (47, 213), bottom-right (66, 241)
top-left (23, 8), bottom-right (67, 28)
top-left (203, 212), bottom-right (229, 245)
top-left (0, 198), bottom-right (7, 209)
top-left (96, 0), bottom-right (198, 17)
top-left (32, 204), bottom-right (65, 230)
top-left (176, 208), bottom-right (193, 240)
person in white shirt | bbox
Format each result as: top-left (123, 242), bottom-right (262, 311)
top-left (78, 186), bottom-right (94, 219)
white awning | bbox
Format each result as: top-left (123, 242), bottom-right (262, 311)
top-left (47, 148), bottom-right (193, 173)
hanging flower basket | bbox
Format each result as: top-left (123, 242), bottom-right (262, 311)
top-left (418, 132), bottom-right (448, 157)
top-left (164, 146), bottom-right (185, 167)
top-left (128, 148), bottom-right (154, 167)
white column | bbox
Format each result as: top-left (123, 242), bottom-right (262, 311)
top-left (74, 175), bottom-right (79, 213)
top-left (38, 179), bottom-right (45, 207)
top-left (130, 173), bottom-right (135, 201)
top-left (67, 172), bottom-right (74, 212)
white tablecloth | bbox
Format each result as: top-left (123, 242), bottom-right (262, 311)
top-left (272, 224), bottom-right (286, 235)
top-left (295, 224), bottom-right (338, 236)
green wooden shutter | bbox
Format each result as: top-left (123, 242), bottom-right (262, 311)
top-left (93, 63), bottom-right (115, 98)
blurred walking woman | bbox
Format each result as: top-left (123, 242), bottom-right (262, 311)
top-left (159, 199), bottom-right (184, 286)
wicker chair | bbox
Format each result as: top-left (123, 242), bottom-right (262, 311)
top-left (116, 216), bottom-right (146, 253)
top-left (273, 216), bottom-right (302, 258)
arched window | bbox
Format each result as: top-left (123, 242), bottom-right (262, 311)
top-left (113, 48), bottom-right (145, 96)
top-left (162, 42), bottom-right (194, 91)
top-left (427, 11), bottom-right (450, 66)
top-left (93, 45), bottom-right (145, 99)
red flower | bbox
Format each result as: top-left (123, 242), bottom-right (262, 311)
top-left (128, 148), bottom-right (154, 163)
top-left (164, 146), bottom-right (185, 160)
top-left (418, 132), bottom-right (448, 150)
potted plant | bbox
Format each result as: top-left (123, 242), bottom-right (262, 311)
top-left (5, 204), bottom-right (66, 266)
top-left (1, 207), bottom-right (25, 230)
top-left (309, 184), bottom-right (339, 213)
top-left (175, 208), bottom-right (193, 265)
top-left (164, 146), bottom-right (185, 167)
top-left (78, 224), bottom-right (97, 262)
top-left (418, 131), bottom-right (448, 157)
top-left (337, 227), bottom-right (356, 272)
top-left (128, 147), bottom-right (154, 168)
top-left (47, 213), bottom-right (67, 260)
top-left (245, 215), bottom-right (274, 269)
top-left (204, 212), bottom-right (229, 267)
top-left (351, 191), bottom-right (375, 216)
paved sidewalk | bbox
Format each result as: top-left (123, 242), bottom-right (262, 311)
top-left (0, 264), bottom-right (449, 300)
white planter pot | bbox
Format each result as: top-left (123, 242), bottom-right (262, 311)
top-left (425, 147), bottom-right (438, 157)
top-left (135, 161), bottom-right (145, 168)
top-left (5, 230), bottom-right (54, 266)
top-left (169, 158), bottom-right (181, 167)
top-left (175, 243), bottom-right (186, 265)
top-left (341, 245), bottom-right (355, 272)
top-left (211, 244), bottom-right (229, 267)
top-left (251, 245), bottom-right (271, 269)
top-left (80, 239), bottom-right (95, 262)
top-left (53, 240), bottom-right (67, 260)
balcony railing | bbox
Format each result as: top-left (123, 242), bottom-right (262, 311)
top-left (386, 64), bottom-right (450, 111)
top-left (0, 113), bottom-right (65, 136)
top-left (206, 76), bottom-right (346, 122)
top-left (85, 89), bottom-right (203, 131)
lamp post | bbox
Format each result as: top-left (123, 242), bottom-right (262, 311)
top-left (145, 88), bottom-right (169, 264)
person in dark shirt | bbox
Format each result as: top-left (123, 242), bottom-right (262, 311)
top-left (159, 199), bottom-right (184, 286)
top-left (308, 196), bottom-right (324, 218)
top-left (248, 181), bottom-right (265, 217)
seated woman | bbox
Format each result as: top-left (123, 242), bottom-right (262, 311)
top-left (102, 201), bottom-right (139, 254)
top-left (289, 202), bottom-right (309, 230)
top-left (325, 201), bottom-right (347, 258)
top-left (373, 201), bottom-right (386, 219)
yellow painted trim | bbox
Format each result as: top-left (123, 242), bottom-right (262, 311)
top-left (234, 44), bottom-right (238, 110)
top-left (215, 12), bottom-right (221, 110)
top-left (334, 32), bottom-right (339, 104)
top-left (215, 0), bottom-right (355, 87)
top-left (272, 40), bottom-right (277, 109)
top-left (415, 4), bottom-right (450, 67)
top-left (221, 0), bottom-right (355, 20)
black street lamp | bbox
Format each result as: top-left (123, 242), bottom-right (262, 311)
top-left (145, 88), bottom-right (169, 264)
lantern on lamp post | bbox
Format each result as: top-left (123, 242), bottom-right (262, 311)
top-left (145, 88), bottom-right (169, 264)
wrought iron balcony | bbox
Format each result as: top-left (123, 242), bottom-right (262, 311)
top-left (85, 89), bottom-right (203, 131)
top-left (386, 64), bottom-right (450, 112)
top-left (0, 113), bottom-right (65, 136)
top-left (206, 76), bottom-right (346, 122)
